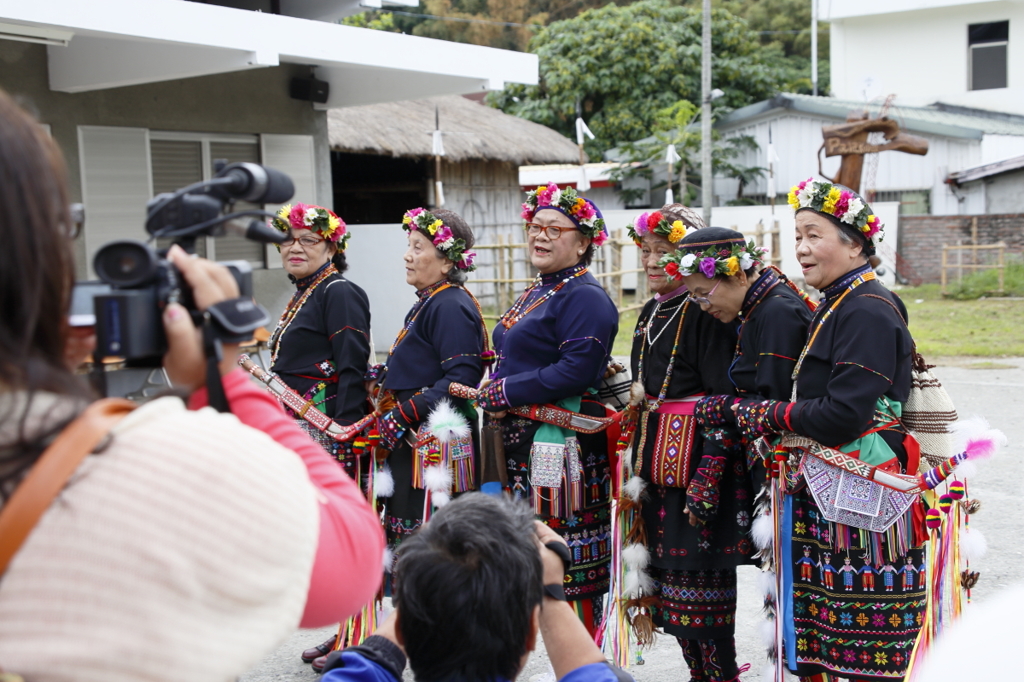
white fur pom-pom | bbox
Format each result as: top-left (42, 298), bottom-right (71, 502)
top-left (758, 570), bottom-right (778, 600)
top-left (622, 543), bottom-right (650, 571)
top-left (426, 398), bottom-right (470, 444)
top-left (375, 462), bottom-right (395, 498)
top-left (752, 512), bottom-right (774, 550)
top-left (955, 458), bottom-right (979, 480)
top-left (638, 569), bottom-right (655, 595)
top-left (624, 475), bottom-right (647, 503)
top-left (759, 618), bottom-right (776, 648)
top-left (623, 569), bottom-right (641, 599)
top-left (382, 547), bottom-right (394, 574)
top-left (628, 381), bottom-right (644, 408)
top-left (432, 491), bottom-right (451, 508)
top-left (761, 663), bottom-right (777, 682)
top-left (424, 465), bottom-right (452, 494)
top-left (961, 528), bottom-right (988, 562)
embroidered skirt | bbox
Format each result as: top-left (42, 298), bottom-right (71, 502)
top-left (499, 397), bottom-right (613, 604)
top-left (295, 419), bottom-right (362, 480)
top-left (780, 488), bottom-right (926, 680)
top-left (651, 567), bottom-right (738, 640)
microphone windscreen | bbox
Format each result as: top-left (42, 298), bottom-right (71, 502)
top-left (258, 166), bottom-right (295, 204)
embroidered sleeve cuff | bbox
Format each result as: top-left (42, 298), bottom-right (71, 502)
top-left (378, 410), bottom-right (407, 450)
top-left (765, 400), bottom-right (793, 432)
top-left (694, 395), bottom-right (738, 428)
top-left (476, 378), bottom-right (510, 411)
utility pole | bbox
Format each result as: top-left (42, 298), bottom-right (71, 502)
top-left (811, 0), bottom-right (818, 97)
top-left (701, 0), bottom-right (712, 226)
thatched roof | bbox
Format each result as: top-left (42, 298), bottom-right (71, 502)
top-left (327, 95), bottom-right (582, 165)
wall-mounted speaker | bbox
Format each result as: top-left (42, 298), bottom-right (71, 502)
top-left (290, 77), bottom-right (330, 104)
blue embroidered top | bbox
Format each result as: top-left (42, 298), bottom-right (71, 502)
top-left (490, 264), bottom-right (618, 408)
top-left (381, 279), bottom-right (485, 431)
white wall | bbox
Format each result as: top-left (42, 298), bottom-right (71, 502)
top-left (829, 1), bottom-right (1024, 112)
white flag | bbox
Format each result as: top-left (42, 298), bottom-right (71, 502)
top-left (665, 144), bottom-right (681, 164)
top-left (575, 117), bottom-right (595, 146)
top-left (665, 187), bottom-right (674, 204)
top-left (766, 142), bottom-right (781, 199)
top-left (578, 165), bottom-right (591, 192)
top-left (432, 130), bottom-right (445, 157)
top-left (434, 180), bottom-right (445, 207)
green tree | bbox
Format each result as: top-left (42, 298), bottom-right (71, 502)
top-left (488, 0), bottom-right (788, 157)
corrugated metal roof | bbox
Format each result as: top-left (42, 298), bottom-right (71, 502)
top-left (948, 155), bottom-right (1024, 184)
top-left (717, 94), bottom-right (1024, 139)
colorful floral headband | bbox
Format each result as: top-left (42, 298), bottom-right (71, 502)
top-left (627, 210), bottom-right (690, 245)
top-left (402, 208), bottom-right (477, 271)
top-left (787, 178), bottom-right (883, 246)
top-left (521, 183), bottom-right (608, 246)
top-left (271, 203), bottom-right (349, 251)
top-left (659, 238), bottom-right (766, 280)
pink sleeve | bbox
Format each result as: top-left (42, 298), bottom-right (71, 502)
top-left (189, 369), bottom-right (384, 627)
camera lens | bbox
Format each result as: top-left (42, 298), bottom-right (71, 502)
top-left (93, 240), bottom-right (160, 287)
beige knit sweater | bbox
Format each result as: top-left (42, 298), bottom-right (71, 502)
top-left (0, 393), bottom-right (319, 681)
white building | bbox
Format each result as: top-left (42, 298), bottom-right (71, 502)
top-left (712, 93), bottom-right (1024, 216)
top-left (827, 0), bottom-right (1024, 115)
top-left (0, 0), bottom-right (537, 311)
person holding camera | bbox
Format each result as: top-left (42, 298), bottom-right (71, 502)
top-left (0, 88), bottom-right (384, 681)
top-left (268, 202), bottom-right (371, 480)
top-left (319, 494), bottom-right (632, 682)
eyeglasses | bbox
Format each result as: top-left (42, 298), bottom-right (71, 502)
top-left (690, 278), bottom-right (722, 307)
top-left (525, 223), bottom-right (578, 240)
top-left (281, 235), bottom-right (325, 248)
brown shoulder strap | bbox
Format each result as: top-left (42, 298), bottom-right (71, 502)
top-left (0, 398), bottom-right (135, 577)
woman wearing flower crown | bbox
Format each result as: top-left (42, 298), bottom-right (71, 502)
top-left (268, 203), bottom-right (375, 668)
top-left (371, 208), bottom-right (489, 569)
top-left (729, 180), bottom-right (923, 682)
top-left (616, 208), bottom-right (751, 682)
top-left (269, 203), bottom-right (370, 476)
top-left (476, 183), bottom-right (618, 633)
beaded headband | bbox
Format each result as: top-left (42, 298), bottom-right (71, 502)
top-left (271, 203), bottom-right (349, 251)
top-left (659, 237), bottom-right (766, 280)
top-left (521, 183), bottom-right (608, 246)
top-left (402, 207), bottom-right (477, 271)
top-left (627, 206), bottom-right (705, 246)
top-left (788, 178), bottom-right (883, 247)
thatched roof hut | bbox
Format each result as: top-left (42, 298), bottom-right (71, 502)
top-left (327, 95), bottom-right (580, 165)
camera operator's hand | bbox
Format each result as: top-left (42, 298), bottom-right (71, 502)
top-left (163, 245), bottom-right (241, 391)
top-left (534, 521), bottom-right (570, 587)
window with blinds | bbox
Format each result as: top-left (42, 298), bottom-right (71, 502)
top-left (148, 135), bottom-right (265, 266)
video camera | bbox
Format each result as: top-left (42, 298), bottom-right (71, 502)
top-left (89, 161), bottom-right (293, 367)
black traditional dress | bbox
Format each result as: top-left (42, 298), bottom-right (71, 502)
top-left (487, 263), bottom-right (618, 630)
top-left (751, 264), bottom-right (924, 681)
top-left (627, 285), bottom-right (751, 679)
top-left (378, 279), bottom-right (486, 559)
top-left (271, 262), bottom-right (371, 477)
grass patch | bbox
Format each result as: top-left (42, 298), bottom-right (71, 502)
top-left (939, 262), bottom-right (1024, 299)
top-left (964, 361), bottom-right (1018, 370)
top-left (894, 292), bottom-right (1024, 357)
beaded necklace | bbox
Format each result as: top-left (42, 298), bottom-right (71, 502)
top-left (791, 268), bottom-right (876, 381)
top-left (633, 296), bottom-right (689, 473)
top-left (388, 280), bottom-right (453, 357)
top-left (499, 265), bottom-right (588, 329)
top-left (270, 263), bottom-right (337, 364)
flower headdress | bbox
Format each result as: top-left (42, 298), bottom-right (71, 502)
top-left (626, 210), bottom-right (698, 246)
top-left (271, 203), bottom-right (349, 251)
top-left (659, 234), bottom-right (766, 281)
top-left (788, 178), bottom-right (883, 247)
top-left (402, 208), bottom-right (477, 272)
top-left (521, 183), bottom-right (608, 246)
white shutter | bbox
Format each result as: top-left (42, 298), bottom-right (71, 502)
top-left (209, 141), bottom-right (264, 265)
top-left (79, 126), bottom-right (152, 277)
top-left (260, 134), bottom-right (316, 269)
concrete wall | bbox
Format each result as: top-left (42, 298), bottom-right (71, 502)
top-left (984, 168), bottom-right (1024, 213)
top-left (899, 212), bottom-right (1024, 283)
top-left (0, 40), bottom-right (332, 283)
top-left (830, 1), bottom-right (1024, 112)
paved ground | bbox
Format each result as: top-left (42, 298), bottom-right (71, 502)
top-left (242, 357), bottom-right (1024, 682)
